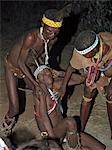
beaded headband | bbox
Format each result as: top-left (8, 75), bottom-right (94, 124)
top-left (75, 35), bottom-right (99, 55)
top-left (34, 65), bottom-right (50, 79)
top-left (42, 15), bottom-right (62, 28)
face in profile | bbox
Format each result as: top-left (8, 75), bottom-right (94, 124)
top-left (43, 25), bottom-right (60, 40)
top-left (38, 68), bottom-right (53, 87)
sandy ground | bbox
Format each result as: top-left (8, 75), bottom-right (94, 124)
top-left (0, 45), bottom-right (112, 149)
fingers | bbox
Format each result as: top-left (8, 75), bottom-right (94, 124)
top-left (52, 69), bottom-right (59, 78)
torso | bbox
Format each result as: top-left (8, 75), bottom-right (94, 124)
top-left (83, 33), bottom-right (112, 78)
top-left (37, 86), bottom-right (63, 131)
top-left (7, 28), bottom-right (56, 70)
top-left (98, 32), bottom-right (112, 77)
top-left (7, 29), bottom-right (43, 67)
top-left (46, 89), bottom-right (63, 126)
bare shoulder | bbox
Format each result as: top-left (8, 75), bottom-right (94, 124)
top-left (98, 32), bottom-right (112, 47)
top-left (23, 29), bottom-right (40, 43)
top-left (98, 32), bottom-right (112, 40)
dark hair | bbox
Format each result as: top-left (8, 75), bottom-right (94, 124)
top-left (44, 3), bottom-right (73, 22)
top-left (44, 9), bottom-right (62, 22)
top-left (75, 30), bottom-right (98, 51)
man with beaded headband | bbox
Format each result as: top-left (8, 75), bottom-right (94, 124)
top-left (2, 8), bottom-right (65, 136)
top-left (32, 64), bottom-right (105, 150)
top-left (60, 30), bottom-right (112, 138)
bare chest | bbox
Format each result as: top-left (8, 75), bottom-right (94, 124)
top-left (31, 40), bottom-right (44, 57)
top-left (46, 95), bottom-right (55, 110)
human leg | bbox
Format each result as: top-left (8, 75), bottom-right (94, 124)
top-left (80, 84), bottom-right (97, 131)
top-left (81, 132), bottom-right (106, 150)
top-left (53, 117), bottom-right (78, 148)
top-left (3, 65), bottom-right (19, 134)
top-left (5, 65), bottom-right (19, 118)
top-left (106, 102), bottom-right (112, 139)
top-left (105, 80), bottom-right (112, 139)
top-left (54, 117), bottom-right (105, 149)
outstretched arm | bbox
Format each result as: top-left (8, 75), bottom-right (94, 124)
top-left (18, 32), bottom-right (38, 87)
top-left (59, 64), bottom-right (76, 98)
top-left (106, 78), bottom-right (112, 100)
top-left (53, 72), bottom-right (85, 91)
top-left (68, 73), bottom-right (85, 86)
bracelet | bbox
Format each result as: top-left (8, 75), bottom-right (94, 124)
top-left (41, 131), bottom-right (48, 138)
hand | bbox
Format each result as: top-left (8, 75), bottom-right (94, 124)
top-left (33, 82), bottom-right (42, 96)
top-left (52, 69), bottom-right (60, 78)
top-left (58, 86), bottom-right (66, 100)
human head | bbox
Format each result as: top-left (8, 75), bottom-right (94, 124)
top-left (42, 9), bottom-right (63, 40)
top-left (74, 30), bottom-right (100, 58)
top-left (34, 65), bottom-right (53, 87)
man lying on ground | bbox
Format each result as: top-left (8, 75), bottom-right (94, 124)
top-left (33, 65), bottom-right (106, 150)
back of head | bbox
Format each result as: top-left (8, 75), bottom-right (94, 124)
top-left (74, 30), bottom-right (99, 55)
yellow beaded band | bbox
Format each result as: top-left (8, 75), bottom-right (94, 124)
top-left (83, 96), bottom-right (92, 102)
top-left (42, 15), bottom-right (62, 28)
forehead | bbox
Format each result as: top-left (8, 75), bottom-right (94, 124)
top-left (44, 25), bottom-right (60, 31)
top-left (84, 47), bottom-right (99, 58)
top-left (39, 68), bottom-right (51, 75)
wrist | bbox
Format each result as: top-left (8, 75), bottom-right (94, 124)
top-left (59, 71), bottom-right (65, 77)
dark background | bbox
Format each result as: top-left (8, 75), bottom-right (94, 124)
top-left (0, 2), bottom-right (112, 148)
top-left (1, 0), bottom-right (112, 68)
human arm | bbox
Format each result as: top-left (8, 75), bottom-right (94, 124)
top-left (68, 73), bottom-right (85, 86)
top-left (39, 83), bottom-right (55, 138)
top-left (106, 78), bottom-right (112, 100)
top-left (52, 69), bottom-right (65, 78)
top-left (18, 32), bottom-right (38, 87)
top-left (53, 72), bottom-right (85, 94)
top-left (59, 64), bottom-right (76, 98)
top-left (99, 32), bottom-right (112, 63)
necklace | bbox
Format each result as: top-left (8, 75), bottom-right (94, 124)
top-left (40, 27), bottom-right (49, 65)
